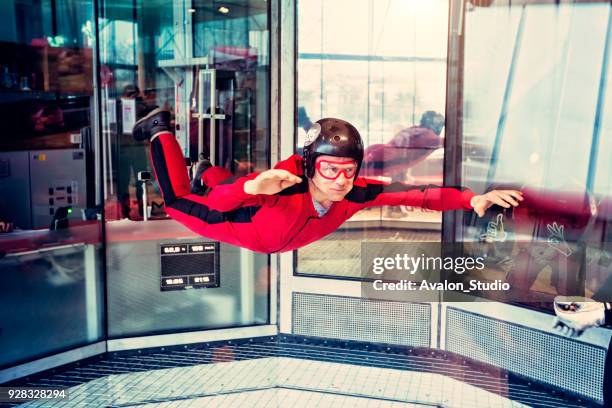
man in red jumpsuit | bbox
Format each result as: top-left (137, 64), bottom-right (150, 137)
top-left (132, 108), bottom-right (523, 254)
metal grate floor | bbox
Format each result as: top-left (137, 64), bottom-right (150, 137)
top-left (2, 337), bottom-right (597, 408)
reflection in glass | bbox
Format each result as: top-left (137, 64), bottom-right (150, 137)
top-left (0, 0), bottom-right (104, 368)
top-left (99, 0), bottom-right (174, 220)
top-left (296, 0), bottom-right (449, 278)
top-left (461, 3), bottom-right (611, 306)
top-left (99, 0), bottom-right (270, 337)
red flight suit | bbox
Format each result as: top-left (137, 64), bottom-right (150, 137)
top-left (150, 132), bottom-right (475, 253)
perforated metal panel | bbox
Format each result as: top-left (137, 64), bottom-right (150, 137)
top-left (445, 307), bottom-right (606, 403)
top-left (292, 293), bottom-right (431, 347)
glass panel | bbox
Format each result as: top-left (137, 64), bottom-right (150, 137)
top-left (0, 0), bottom-right (104, 368)
top-left (588, 12), bottom-right (612, 304)
top-left (462, 6), bottom-right (522, 194)
top-left (461, 3), bottom-right (611, 306)
top-left (98, 0), bottom-right (270, 337)
top-left (296, 0), bottom-right (449, 278)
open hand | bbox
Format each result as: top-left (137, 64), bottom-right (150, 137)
top-left (244, 169), bottom-right (302, 195)
top-left (471, 190), bottom-right (523, 218)
top-left (553, 296), bottom-right (605, 337)
top-left (546, 222), bottom-right (572, 257)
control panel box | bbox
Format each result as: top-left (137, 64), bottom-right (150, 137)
top-left (160, 242), bottom-right (220, 291)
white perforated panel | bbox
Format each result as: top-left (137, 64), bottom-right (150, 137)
top-left (292, 293), bottom-right (431, 347)
top-left (445, 307), bottom-right (606, 403)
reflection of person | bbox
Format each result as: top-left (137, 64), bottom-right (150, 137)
top-left (299, 108), bottom-right (445, 180)
top-left (362, 111), bottom-right (445, 180)
top-left (133, 108), bottom-right (523, 253)
top-left (473, 194), bottom-right (593, 298)
top-left (118, 84), bottom-right (151, 219)
top-left (31, 102), bottom-right (65, 133)
top-left (121, 84), bottom-right (151, 119)
top-left (553, 297), bottom-right (612, 405)
top-left (0, 218), bottom-right (14, 233)
top-left (365, 111), bottom-right (445, 218)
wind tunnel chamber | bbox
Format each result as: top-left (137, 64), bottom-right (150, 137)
top-left (0, 0), bottom-right (611, 407)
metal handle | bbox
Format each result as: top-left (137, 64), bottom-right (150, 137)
top-left (197, 69), bottom-right (216, 164)
top-left (195, 69), bottom-right (225, 165)
top-left (208, 68), bottom-right (217, 166)
top-left (142, 180), bottom-right (149, 222)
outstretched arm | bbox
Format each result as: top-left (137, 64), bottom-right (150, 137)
top-left (347, 179), bottom-right (522, 216)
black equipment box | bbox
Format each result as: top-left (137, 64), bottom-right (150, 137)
top-left (160, 242), bottom-right (220, 291)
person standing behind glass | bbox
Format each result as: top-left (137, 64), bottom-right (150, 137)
top-left (117, 84), bottom-right (151, 219)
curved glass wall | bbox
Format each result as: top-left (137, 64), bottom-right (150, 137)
top-left (460, 1), bottom-right (611, 307)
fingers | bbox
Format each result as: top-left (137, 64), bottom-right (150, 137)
top-left (485, 193), bottom-right (511, 208)
top-left (262, 169), bottom-right (302, 184)
top-left (553, 319), bottom-right (582, 337)
top-left (488, 191), bottom-right (516, 207)
top-left (280, 180), bottom-right (297, 189)
top-left (472, 190), bottom-right (524, 217)
top-left (496, 192), bottom-right (519, 206)
top-left (553, 318), bottom-right (570, 335)
top-left (505, 190), bottom-right (524, 201)
top-left (252, 169), bottom-right (303, 194)
top-left (486, 190), bottom-right (524, 207)
top-left (248, 170), bottom-right (303, 195)
top-left (494, 190), bottom-right (524, 201)
top-left (276, 169), bottom-right (302, 184)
